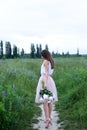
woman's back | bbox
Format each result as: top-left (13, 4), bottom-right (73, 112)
top-left (41, 61), bottom-right (54, 76)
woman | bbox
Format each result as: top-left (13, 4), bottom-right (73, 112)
top-left (35, 49), bottom-right (58, 128)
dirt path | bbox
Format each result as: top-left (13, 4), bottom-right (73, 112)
top-left (33, 104), bottom-right (64, 130)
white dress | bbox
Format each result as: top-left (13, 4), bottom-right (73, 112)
top-left (35, 61), bottom-right (58, 103)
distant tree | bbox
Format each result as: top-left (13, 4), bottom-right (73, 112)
top-left (39, 44), bottom-right (42, 57)
top-left (77, 48), bottom-right (79, 56)
top-left (13, 45), bottom-right (18, 58)
top-left (52, 51), bottom-right (55, 57)
top-left (30, 43), bottom-right (35, 58)
top-left (66, 51), bottom-right (69, 56)
top-left (36, 44), bottom-right (40, 58)
top-left (62, 52), bottom-right (64, 56)
top-left (21, 48), bottom-right (24, 56)
top-left (0, 40), bottom-right (3, 58)
top-left (36, 44), bottom-right (42, 58)
top-left (5, 41), bottom-right (12, 58)
top-left (45, 44), bottom-right (48, 50)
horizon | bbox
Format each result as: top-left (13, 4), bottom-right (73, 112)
top-left (1, 40), bottom-right (87, 55)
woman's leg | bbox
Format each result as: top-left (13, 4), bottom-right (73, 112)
top-left (48, 103), bottom-right (52, 125)
top-left (43, 100), bottom-right (49, 120)
top-left (48, 103), bottom-right (52, 120)
top-left (43, 102), bottom-right (53, 128)
top-left (43, 100), bottom-right (50, 128)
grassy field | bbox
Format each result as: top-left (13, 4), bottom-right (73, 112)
top-left (0, 57), bottom-right (87, 130)
top-left (0, 59), bottom-right (41, 130)
top-left (54, 57), bottom-right (87, 130)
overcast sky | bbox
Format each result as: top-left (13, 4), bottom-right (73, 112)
top-left (0, 0), bottom-right (87, 54)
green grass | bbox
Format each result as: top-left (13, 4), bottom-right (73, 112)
top-left (0, 59), bottom-right (41, 130)
top-left (54, 57), bottom-right (87, 130)
top-left (0, 57), bottom-right (87, 130)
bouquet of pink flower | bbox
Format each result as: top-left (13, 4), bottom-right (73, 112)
top-left (39, 81), bottom-right (54, 103)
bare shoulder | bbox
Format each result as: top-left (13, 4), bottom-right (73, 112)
top-left (43, 60), bottom-right (49, 66)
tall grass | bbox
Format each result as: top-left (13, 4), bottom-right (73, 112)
top-left (54, 57), bottom-right (87, 130)
top-left (0, 59), bottom-right (41, 130)
top-left (0, 57), bottom-right (87, 130)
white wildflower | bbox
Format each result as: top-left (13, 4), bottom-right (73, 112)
top-left (43, 94), bottom-right (48, 99)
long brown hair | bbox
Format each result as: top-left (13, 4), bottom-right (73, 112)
top-left (41, 49), bottom-right (54, 69)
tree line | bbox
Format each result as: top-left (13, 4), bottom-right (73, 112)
top-left (0, 40), bottom-right (82, 59)
top-left (0, 40), bottom-right (49, 59)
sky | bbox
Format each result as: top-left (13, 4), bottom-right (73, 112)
top-left (0, 0), bottom-right (87, 54)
